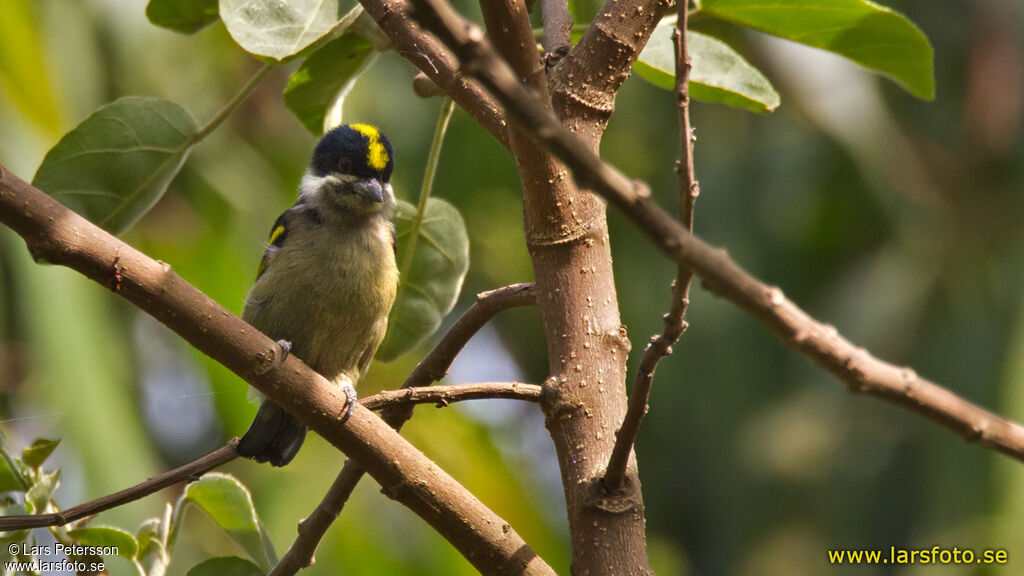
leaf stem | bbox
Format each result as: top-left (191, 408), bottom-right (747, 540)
top-left (399, 97), bottom-right (456, 281)
top-left (192, 63), bottom-right (276, 143)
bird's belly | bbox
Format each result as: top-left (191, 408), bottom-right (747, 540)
top-left (244, 235), bottom-right (397, 384)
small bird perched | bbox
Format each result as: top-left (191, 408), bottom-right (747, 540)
top-left (237, 124), bottom-right (399, 467)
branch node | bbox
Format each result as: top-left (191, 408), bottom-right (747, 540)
top-left (592, 475), bottom-right (640, 510)
top-left (413, 71), bottom-right (446, 98)
top-left (632, 180), bottom-right (651, 199)
top-left (252, 345), bottom-right (278, 377)
top-left (543, 46), bottom-right (570, 69)
top-left (109, 247), bottom-right (123, 292)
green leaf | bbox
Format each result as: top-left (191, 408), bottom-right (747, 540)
top-left (67, 526), bottom-right (139, 559)
top-left (32, 97), bottom-right (197, 235)
top-left (24, 468), bottom-right (59, 514)
top-left (171, 473), bottom-right (274, 570)
top-left (0, 501), bottom-right (30, 545)
top-left (636, 26), bottom-right (780, 113)
top-left (135, 517), bottom-right (165, 561)
top-left (0, 449), bottom-right (29, 493)
top-left (378, 198), bottom-right (470, 361)
top-left (146, 0), bottom-right (220, 34)
top-left (219, 0), bottom-right (360, 62)
top-left (697, 0), bottom-right (934, 100)
top-left (284, 32), bottom-right (376, 134)
top-left (187, 556), bottom-right (264, 576)
top-left (21, 438), bottom-right (60, 470)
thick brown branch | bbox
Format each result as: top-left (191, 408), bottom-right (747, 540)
top-left (549, 0), bottom-right (671, 148)
top-left (401, 3), bottom-right (1024, 464)
top-left (0, 440), bottom-right (239, 531)
top-left (359, 0), bottom-right (510, 148)
top-left (605, 0), bottom-right (699, 492)
top-left (460, 0), bottom-right (652, 572)
top-left (540, 0), bottom-right (572, 59)
top-left (270, 285), bottom-right (536, 575)
top-left (0, 167), bottom-right (554, 576)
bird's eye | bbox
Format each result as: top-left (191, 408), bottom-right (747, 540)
top-left (338, 157), bottom-right (353, 173)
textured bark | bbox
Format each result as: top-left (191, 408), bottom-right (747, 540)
top-left (550, 0), bottom-right (672, 149)
top-left (478, 0), bottom-right (652, 572)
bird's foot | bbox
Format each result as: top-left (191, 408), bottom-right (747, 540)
top-left (340, 383), bottom-right (357, 425)
top-left (277, 339), bottom-right (292, 362)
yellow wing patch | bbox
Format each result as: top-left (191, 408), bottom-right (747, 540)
top-left (352, 123), bottom-right (389, 172)
top-left (268, 224), bottom-right (286, 246)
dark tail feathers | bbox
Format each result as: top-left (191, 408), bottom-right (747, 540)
top-left (237, 400), bottom-right (307, 467)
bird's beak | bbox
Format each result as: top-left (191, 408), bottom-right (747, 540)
top-left (353, 178), bottom-right (384, 203)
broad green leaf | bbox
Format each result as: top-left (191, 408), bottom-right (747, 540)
top-left (172, 473), bottom-right (274, 570)
top-left (32, 97), bottom-right (197, 235)
top-left (220, 0), bottom-right (360, 62)
top-left (67, 526), bottom-right (138, 559)
top-left (146, 0), bottom-right (220, 34)
top-left (284, 32), bottom-right (376, 134)
top-left (0, 0), bottom-right (62, 135)
top-left (21, 438), bottom-right (60, 469)
top-left (697, 0), bottom-right (934, 100)
top-left (636, 26), bottom-right (779, 113)
top-left (378, 198), bottom-right (470, 361)
top-left (187, 556), bottom-right (264, 576)
top-left (25, 468), bottom-right (59, 514)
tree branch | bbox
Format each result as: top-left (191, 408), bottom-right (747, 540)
top-left (0, 167), bottom-right (555, 576)
top-left (604, 0), bottom-right (698, 492)
top-left (372, 382), bottom-right (542, 409)
top-left (400, 0), bottom-right (1024, 464)
top-left (390, 282), bottom-right (537, 417)
top-left (469, 0), bottom-right (653, 572)
top-left (0, 383), bottom-right (540, 533)
top-left (360, 0), bottom-right (510, 148)
top-left (549, 0), bottom-right (672, 149)
top-left (540, 0), bottom-right (572, 59)
top-left (0, 440), bottom-right (239, 531)
top-left (270, 284), bottom-right (536, 575)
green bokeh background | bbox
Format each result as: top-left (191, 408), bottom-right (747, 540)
top-left (1, 1), bottom-right (1023, 574)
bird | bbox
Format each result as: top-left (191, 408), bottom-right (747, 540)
top-left (236, 124), bottom-right (399, 467)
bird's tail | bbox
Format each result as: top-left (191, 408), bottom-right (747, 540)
top-left (237, 400), bottom-right (307, 467)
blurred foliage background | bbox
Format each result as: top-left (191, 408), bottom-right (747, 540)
top-left (1, 0), bottom-right (1023, 574)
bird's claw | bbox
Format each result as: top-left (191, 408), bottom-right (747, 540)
top-left (277, 339), bottom-right (292, 362)
top-left (340, 383), bottom-right (357, 425)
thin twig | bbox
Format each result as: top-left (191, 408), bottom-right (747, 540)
top-left (403, 0), bottom-right (1024, 463)
top-left (0, 440), bottom-right (240, 531)
top-left (192, 63), bottom-right (275, 142)
top-left (269, 284), bottom-right (537, 575)
top-left (604, 0), bottom-right (698, 492)
top-left (363, 382), bottom-right (541, 410)
top-left (0, 382), bottom-right (540, 534)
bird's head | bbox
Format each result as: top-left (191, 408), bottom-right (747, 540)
top-left (299, 124), bottom-right (396, 216)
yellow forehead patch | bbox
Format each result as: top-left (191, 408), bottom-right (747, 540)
top-left (351, 123), bottom-right (389, 172)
